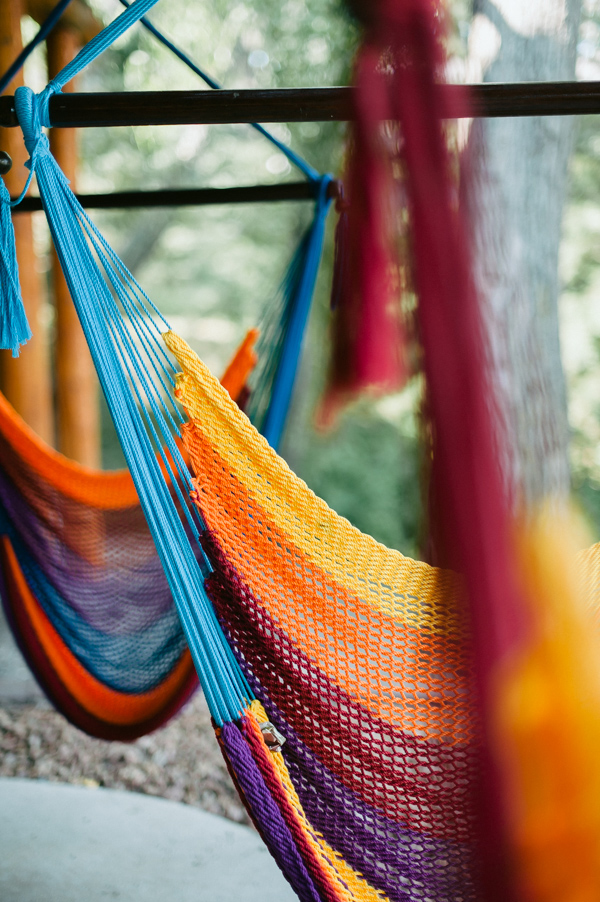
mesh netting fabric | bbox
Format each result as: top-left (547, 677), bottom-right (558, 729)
top-left (167, 330), bottom-right (483, 900)
top-left (0, 386), bottom-right (197, 738)
top-left (165, 330), bottom-right (600, 901)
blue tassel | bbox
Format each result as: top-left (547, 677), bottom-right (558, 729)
top-left (0, 180), bottom-right (30, 357)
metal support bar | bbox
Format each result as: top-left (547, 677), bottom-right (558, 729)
top-left (0, 82), bottom-right (599, 128)
top-left (11, 181), bottom-right (329, 212)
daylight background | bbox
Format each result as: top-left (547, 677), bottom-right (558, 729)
top-left (18, 0), bottom-right (600, 553)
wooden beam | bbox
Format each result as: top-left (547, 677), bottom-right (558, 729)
top-left (27, 0), bottom-right (103, 44)
top-left (0, 0), bottom-right (53, 444)
top-left (47, 23), bottom-right (99, 467)
top-left (1, 82), bottom-right (600, 128)
top-left (11, 181), bottom-right (335, 211)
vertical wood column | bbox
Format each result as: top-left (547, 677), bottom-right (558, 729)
top-left (47, 25), bottom-right (100, 466)
top-left (0, 0), bottom-right (53, 443)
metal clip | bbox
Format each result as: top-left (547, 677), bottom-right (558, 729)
top-left (260, 721), bottom-right (286, 753)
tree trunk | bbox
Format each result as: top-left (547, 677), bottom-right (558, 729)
top-left (469, 0), bottom-right (581, 505)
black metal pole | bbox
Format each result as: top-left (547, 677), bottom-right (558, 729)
top-left (10, 181), bottom-right (330, 212)
top-left (1, 82), bottom-right (599, 128)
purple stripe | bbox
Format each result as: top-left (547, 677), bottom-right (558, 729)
top-left (248, 674), bottom-right (478, 902)
top-left (0, 466), bottom-right (174, 632)
top-left (0, 472), bottom-right (173, 635)
top-left (221, 719), bottom-right (323, 902)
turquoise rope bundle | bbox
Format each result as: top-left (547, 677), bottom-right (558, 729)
top-left (248, 177), bottom-right (332, 448)
top-left (4, 0), bottom-right (251, 725)
top-left (0, 0), bottom-right (333, 724)
top-left (0, 0), bottom-right (332, 451)
top-left (0, 180), bottom-right (30, 356)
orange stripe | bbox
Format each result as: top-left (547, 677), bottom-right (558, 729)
top-left (183, 423), bottom-right (475, 745)
top-left (1, 536), bottom-right (196, 725)
top-left (219, 328), bottom-right (258, 402)
top-left (0, 391), bottom-right (138, 508)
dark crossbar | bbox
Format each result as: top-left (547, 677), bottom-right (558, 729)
top-left (0, 82), bottom-right (599, 128)
top-left (11, 181), bottom-right (326, 212)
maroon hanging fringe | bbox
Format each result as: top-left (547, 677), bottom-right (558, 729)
top-left (322, 0), bottom-right (453, 419)
top-left (325, 1), bottom-right (529, 897)
top-left (321, 49), bottom-right (402, 421)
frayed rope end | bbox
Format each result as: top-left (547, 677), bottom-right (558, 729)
top-left (0, 180), bottom-right (31, 357)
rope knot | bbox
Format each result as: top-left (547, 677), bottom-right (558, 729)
top-left (11, 85), bottom-right (59, 208)
top-left (14, 84), bottom-right (57, 167)
top-left (0, 83), bottom-right (58, 354)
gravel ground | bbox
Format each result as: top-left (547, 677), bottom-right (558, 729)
top-left (0, 692), bottom-right (250, 826)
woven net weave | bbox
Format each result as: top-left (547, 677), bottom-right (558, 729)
top-left (167, 330), bottom-right (480, 900)
top-left (165, 333), bottom-right (600, 902)
top-left (164, 330), bottom-right (600, 901)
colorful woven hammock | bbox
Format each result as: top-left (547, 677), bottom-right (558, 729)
top-left (166, 330), bottom-right (600, 902)
top-left (168, 329), bottom-right (478, 899)
top-left (0, 330), bottom-right (256, 740)
top-left (3, 1), bottom-right (600, 899)
top-left (0, 0), bottom-right (330, 739)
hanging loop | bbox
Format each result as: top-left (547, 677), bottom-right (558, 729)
top-left (10, 86), bottom-right (57, 207)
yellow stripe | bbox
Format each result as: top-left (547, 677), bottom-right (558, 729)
top-left (249, 701), bottom-right (389, 902)
top-left (165, 331), bottom-right (466, 639)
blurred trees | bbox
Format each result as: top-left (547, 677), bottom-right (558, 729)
top-left (20, 0), bottom-right (600, 550)
top-left (562, 2), bottom-right (600, 527)
top-left (467, 0), bottom-right (581, 504)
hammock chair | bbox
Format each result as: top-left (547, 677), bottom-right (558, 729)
top-left (3, 1), bottom-right (600, 901)
top-left (0, 0), bottom-right (331, 740)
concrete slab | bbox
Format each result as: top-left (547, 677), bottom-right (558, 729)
top-left (0, 778), bottom-right (298, 902)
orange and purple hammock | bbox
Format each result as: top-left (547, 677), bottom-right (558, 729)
top-left (0, 331), bottom-right (257, 740)
top-left (2, 0), bottom-right (600, 900)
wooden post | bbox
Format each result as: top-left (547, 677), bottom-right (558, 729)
top-left (0, 0), bottom-right (53, 443)
top-left (47, 24), bottom-right (100, 466)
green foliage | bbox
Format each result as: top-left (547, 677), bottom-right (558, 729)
top-left (67, 0), bottom-right (421, 554)
top-left (35, 0), bottom-right (600, 551)
top-left (562, 112), bottom-right (600, 538)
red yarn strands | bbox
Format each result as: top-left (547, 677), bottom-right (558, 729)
top-left (332, 1), bottom-right (532, 897)
top-left (323, 47), bottom-right (401, 416)
top-left (386, 4), bottom-right (528, 899)
top-left (324, 0), bottom-right (449, 415)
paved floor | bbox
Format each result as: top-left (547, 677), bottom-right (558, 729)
top-left (0, 777), bottom-right (297, 902)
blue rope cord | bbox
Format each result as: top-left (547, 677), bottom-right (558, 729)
top-left (261, 176), bottom-right (333, 448)
top-left (46, 0), bottom-right (161, 95)
top-left (10, 5), bottom-right (253, 722)
top-left (0, 0), bottom-right (75, 96)
top-left (118, 0), bottom-right (320, 182)
top-left (0, 0), bottom-right (324, 719)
